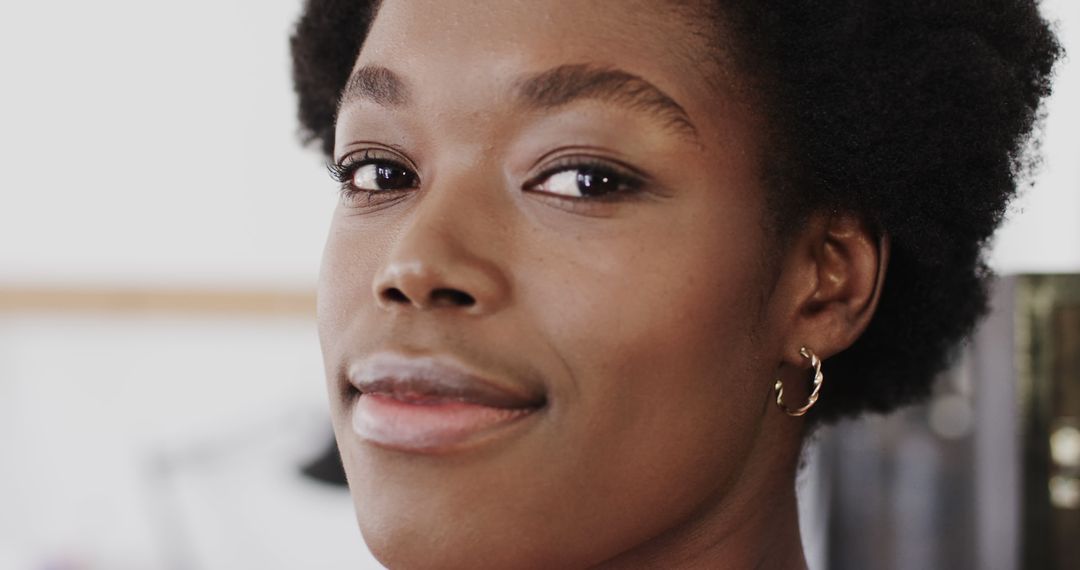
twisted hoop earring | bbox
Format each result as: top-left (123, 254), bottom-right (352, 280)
top-left (774, 347), bottom-right (824, 417)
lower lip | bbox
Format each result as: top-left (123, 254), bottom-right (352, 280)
top-left (351, 393), bottom-right (539, 453)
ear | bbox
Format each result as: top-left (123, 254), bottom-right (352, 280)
top-left (774, 211), bottom-right (889, 366)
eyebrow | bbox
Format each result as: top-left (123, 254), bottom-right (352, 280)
top-left (340, 65), bottom-right (410, 107)
top-left (513, 64), bottom-right (699, 140)
top-left (340, 63), bottom-right (699, 140)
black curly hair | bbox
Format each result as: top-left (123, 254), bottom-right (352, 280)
top-left (290, 0), bottom-right (1061, 425)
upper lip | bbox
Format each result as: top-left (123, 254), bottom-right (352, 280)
top-left (347, 353), bottom-right (546, 409)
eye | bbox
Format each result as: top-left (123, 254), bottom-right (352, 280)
top-left (348, 162), bottom-right (418, 192)
top-left (328, 152), bottom-right (420, 210)
top-left (528, 163), bottom-right (643, 199)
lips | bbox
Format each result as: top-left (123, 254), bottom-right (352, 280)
top-left (347, 353), bottom-right (545, 453)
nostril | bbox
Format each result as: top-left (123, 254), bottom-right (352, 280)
top-left (431, 288), bottom-right (475, 308)
top-left (382, 288), bottom-right (411, 304)
top-left (379, 286), bottom-right (476, 309)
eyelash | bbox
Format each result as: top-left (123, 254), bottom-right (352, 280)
top-left (327, 149), bottom-right (416, 208)
top-left (523, 156), bottom-right (647, 202)
top-left (327, 150), bottom-right (649, 209)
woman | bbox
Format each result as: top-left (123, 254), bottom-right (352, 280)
top-left (290, 1), bottom-right (1060, 567)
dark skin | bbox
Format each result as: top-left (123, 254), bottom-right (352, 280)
top-left (317, 0), bottom-right (887, 568)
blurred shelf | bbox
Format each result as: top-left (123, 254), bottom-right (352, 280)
top-left (0, 286), bottom-right (315, 316)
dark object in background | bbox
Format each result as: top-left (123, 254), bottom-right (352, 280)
top-left (1016, 275), bottom-right (1080, 569)
top-left (819, 274), bottom-right (1080, 570)
top-left (301, 435), bottom-right (347, 486)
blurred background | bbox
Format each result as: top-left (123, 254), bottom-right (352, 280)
top-left (0, 1), bottom-right (1077, 569)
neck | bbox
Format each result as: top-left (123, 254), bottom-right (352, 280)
top-left (594, 417), bottom-right (808, 570)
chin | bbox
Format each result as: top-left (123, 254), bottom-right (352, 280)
top-left (353, 496), bottom-right (571, 570)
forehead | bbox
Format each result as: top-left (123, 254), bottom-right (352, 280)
top-left (357, 0), bottom-right (723, 113)
top-left (363, 0), bottom-right (710, 59)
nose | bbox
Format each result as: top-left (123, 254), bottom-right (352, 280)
top-left (372, 195), bottom-right (510, 315)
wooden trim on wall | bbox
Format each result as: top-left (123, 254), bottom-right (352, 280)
top-left (0, 286), bottom-right (316, 316)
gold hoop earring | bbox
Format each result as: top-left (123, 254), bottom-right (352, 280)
top-left (774, 347), bottom-right (824, 417)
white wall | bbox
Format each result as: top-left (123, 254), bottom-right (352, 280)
top-left (0, 0), bottom-right (334, 289)
top-left (991, 0), bottom-right (1080, 273)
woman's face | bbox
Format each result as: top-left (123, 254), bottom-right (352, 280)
top-left (319, 0), bottom-right (796, 567)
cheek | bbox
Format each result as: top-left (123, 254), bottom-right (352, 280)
top-left (534, 197), bottom-right (768, 414)
top-left (315, 213), bottom-right (395, 423)
top-left (515, 197), bottom-right (773, 547)
top-left (316, 213), bottom-right (386, 349)
top-left (317, 222), bottom-right (353, 375)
